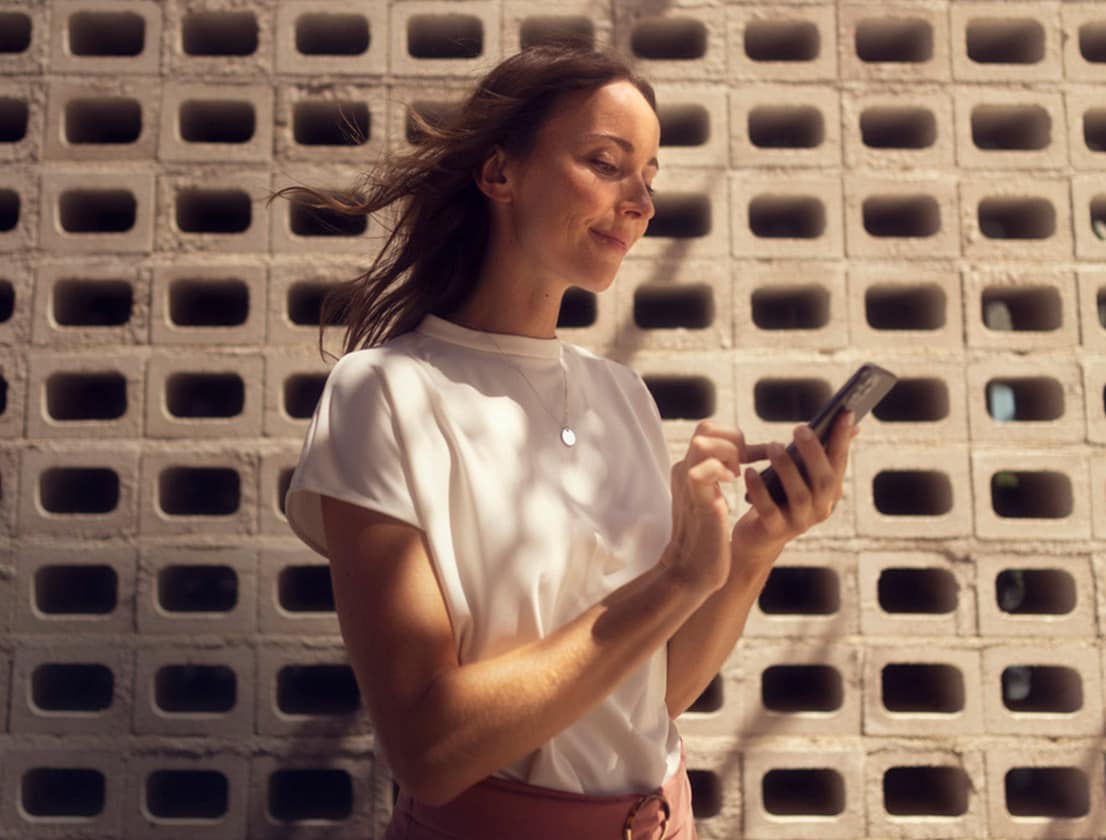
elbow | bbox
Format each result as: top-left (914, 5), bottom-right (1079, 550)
top-left (392, 758), bottom-right (467, 809)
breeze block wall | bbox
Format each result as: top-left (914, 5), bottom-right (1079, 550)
top-left (1, 1), bottom-right (1105, 838)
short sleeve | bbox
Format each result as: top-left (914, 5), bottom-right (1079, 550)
top-left (284, 352), bottom-right (421, 558)
top-left (627, 369), bottom-right (673, 497)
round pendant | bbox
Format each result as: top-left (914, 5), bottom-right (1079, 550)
top-left (560, 427), bottom-right (576, 447)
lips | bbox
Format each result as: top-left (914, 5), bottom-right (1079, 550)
top-left (591, 229), bottom-right (628, 251)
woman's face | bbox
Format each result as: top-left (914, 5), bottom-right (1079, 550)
top-left (501, 79), bottom-right (660, 295)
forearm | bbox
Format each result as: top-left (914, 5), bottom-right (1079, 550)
top-left (407, 560), bottom-right (710, 806)
top-left (664, 543), bottom-right (781, 719)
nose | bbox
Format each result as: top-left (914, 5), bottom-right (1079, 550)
top-left (620, 179), bottom-right (655, 222)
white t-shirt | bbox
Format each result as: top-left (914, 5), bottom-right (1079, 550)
top-left (284, 313), bottom-right (683, 794)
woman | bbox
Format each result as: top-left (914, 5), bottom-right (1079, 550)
top-left (278, 43), bottom-right (854, 839)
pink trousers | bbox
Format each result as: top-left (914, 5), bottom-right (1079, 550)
top-left (384, 743), bottom-right (697, 839)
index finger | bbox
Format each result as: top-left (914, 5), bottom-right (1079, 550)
top-left (825, 410), bottom-right (856, 473)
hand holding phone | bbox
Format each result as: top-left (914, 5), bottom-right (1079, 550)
top-left (749, 363), bottom-right (897, 507)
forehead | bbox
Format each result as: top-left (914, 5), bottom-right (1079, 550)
top-left (542, 80), bottom-right (660, 152)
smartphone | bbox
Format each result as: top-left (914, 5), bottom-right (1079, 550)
top-left (749, 363), bottom-right (898, 507)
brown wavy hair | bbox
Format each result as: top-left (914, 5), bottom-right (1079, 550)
top-left (267, 43), bottom-right (656, 360)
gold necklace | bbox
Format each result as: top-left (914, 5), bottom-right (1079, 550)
top-left (486, 333), bottom-right (576, 447)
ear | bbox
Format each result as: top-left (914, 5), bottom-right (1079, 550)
top-left (474, 146), bottom-right (513, 204)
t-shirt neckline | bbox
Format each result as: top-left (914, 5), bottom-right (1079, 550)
top-left (416, 313), bottom-right (562, 360)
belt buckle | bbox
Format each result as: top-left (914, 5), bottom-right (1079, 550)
top-left (623, 790), bottom-right (671, 840)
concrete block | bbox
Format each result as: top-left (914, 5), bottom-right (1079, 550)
top-left (11, 544), bottom-right (137, 635)
top-left (1062, 2), bottom-right (1106, 84)
top-left (133, 642), bottom-right (255, 736)
top-left (959, 176), bottom-right (1073, 261)
top-left (1077, 267), bottom-right (1106, 351)
top-left (150, 262), bottom-right (266, 347)
top-left (0, 348), bottom-right (25, 440)
top-left (0, 78), bottom-right (44, 164)
top-left (844, 174), bottom-right (959, 259)
top-left (145, 351), bottom-right (263, 439)
top-left (726, 5), bottom-right (838, 82)
top-left (954, 88), bottom-right (1067, 170)
top-left (676, 735), bottom-right (742, 838)
top-left (1072, 175), bottom-right (1106, 260)
top-left (838, 4), bottom-right (952, 83)
top-left (634, 168), bottom-right (731, 261)
top-left (10, 640), bottom-right (133, 735)
top-left (44, 77), bottom-right (159, 162)
top-left (729, 83), bottom-right (840, 170)
top-left (159, 81), bottom-right (273, 164)
top-left (860, 358), bottom-right (968, 443)
top-left (501, 0), bottom-right (612, 54)
top-left (0, 446), bottom-right (18, 539)
top-left (651, 82), bottom-right (729, 171)
top-left (0, 745), bottom-right (124, 836)
top-left (966, 357), bottom-right (1085, 444)
top-left (263, 348), bottom-right (342, 440)
top-left (854, 443), bottom-right (972, 538)
top-left (258, 442), bottom-right (302, 537)
top-left (163, 3), bottom-right (273, 78)
top-left (269, 166), bottom-right (390, 255)
top-left (734, 357), bottom-right (851, 445)
top-left (258, 546), bottom-right (339, 636)
top-left (613, 6), bottom-right (727, 81)
top-left (951, 2), bottom-right (1063, 83)
top-left (733, 261), bottom-right (848, 351)
top-left (842, 86), bottom-right (954, 172)
top-left (19, 442), bottom-right (140, 539)
top-left (48, 0), bottom-right (162, 76)
top-left (0, 258), bottom-right (33, 348)
top-left (385, 80), bottom-right (473, 156)
top-left (865, 745), bottom-right (985, 839)
top-left (256, 639), bottom-right (370, 737)
top-left (25, 350), bottom-right (145, 439)
top-left (673, 667), bottom-right (744, 740)
top-left (613, 258), bottom-right (732, 354)
top-left (138, 445), bottom-right (258, 537)
top-left (389, 1), bottom-right (502, 77)
top-left (982, 643), bottom-right (1102, 737)
top-left (863, 645), bottom-right (983, 737)
top-left (39, 169), bottom-right (155, 255)
top-left (847, 265), bottom-right (963, 353)
top-left (556, 283), bottom-right (618, 356)
top-left (971, 449), bottom-right (1091, 540)
top-left (858, 551), bottom-right (976, 638)
top-left (1093, 456), bottom-right (1106, 541)
top-left (275, 1), bottom-right (387, 76)
top-left (265, 260), bottom-right (350, 357)
top-left (32, 258), bottom-right (150, 347)
top-left (617, 351), bottom-right (735, 463)
top-left (976, 553), bottom-right (1096, 639)
top-left (731, 172), bottom-right (844, 259)
top-left (1066, 86), bottom-right (1106, 171)
top-left (962, 266), bottom-right (1079, 352)
top-left (0, 168), bottom-right (35, 253)
top-left (125, 749), bottom-right (249, 840)
top-left (985, 742), bottom-right (1105, 838)
top-left (745, 549), bottom-right (858, 640)
top-left (274, 81), bottom-right (386, 164)
top-left (136, 546), bottom-right (257, 636)
top-left (741, 746), bottom-right (864, 839)
top-left (735, 641), bottom-right (861, 737)
top-left (248, 749), bottom-right (374, 838)
top-left (0, 5), bottom-right (44, 75)
top-left (156, 170), bottom-right (271, 254)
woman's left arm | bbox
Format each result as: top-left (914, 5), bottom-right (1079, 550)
top-left (665, 413), bottom-right (857, 719)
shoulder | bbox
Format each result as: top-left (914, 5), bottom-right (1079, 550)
top-left (564, 342), bottom-right (650, 396)
top-left (329, 335), bottom-right (426, 390)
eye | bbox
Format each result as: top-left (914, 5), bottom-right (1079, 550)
top-left (592, 158), bottom-right (618, 174)
top-left (646, 184), bottom-right (656, 196)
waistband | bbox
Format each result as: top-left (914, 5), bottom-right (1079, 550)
top-left (391, 741), bottom-right (691, 840)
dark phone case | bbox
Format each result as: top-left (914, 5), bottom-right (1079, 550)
top-left (750, 363), bottom-right (898, 507)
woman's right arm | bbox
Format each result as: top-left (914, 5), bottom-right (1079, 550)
top-left (321, 494), bottom-right (720, 808)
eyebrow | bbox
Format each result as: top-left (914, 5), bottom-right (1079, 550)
top-left (583, 132), bottom-right (659, 170)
